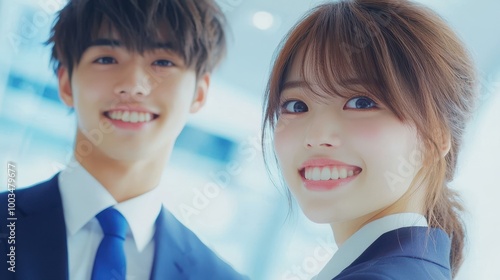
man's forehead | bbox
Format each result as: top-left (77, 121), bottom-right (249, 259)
top-left (89, 23), bottom-right (179, 53)
top-left (95, 24), bottom-right (120, 40)
top-left (94, 20), bottom-right (175, 42)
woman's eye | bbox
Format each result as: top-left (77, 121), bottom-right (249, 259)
top-left (94, 57), bottom-right (116, 64)
top-left (281, 100), bottom-right (308, 113)
top-left (344, 96), bottom-right (377, 109)
top-left (153, 60), bottom-right (174, 67)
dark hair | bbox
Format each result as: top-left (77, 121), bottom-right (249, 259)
top-left (262, 0), bottom-right (478, 277)
top-left (47, 0), bottom-right (227, 78)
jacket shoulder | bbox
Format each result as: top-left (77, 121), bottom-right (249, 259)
top-left (0, 174), bottom-right (64, 280)
top-left (155, 208), bottom-right (248, 279)
top-left (0, 174), bottom-right (60, 219)
top-left (336, 256), bottom-right (450, 280)
top-left (335, 227), bottom-right (451, 280)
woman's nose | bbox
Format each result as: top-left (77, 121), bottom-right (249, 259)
top-left (303, 111), bottom-right (343, 149)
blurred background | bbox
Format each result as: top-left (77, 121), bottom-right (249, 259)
top-left (0, 0), bottom-right (499, 279)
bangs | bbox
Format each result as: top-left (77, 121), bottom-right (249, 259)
top-left (272, 1), bottom-right (428, 123)
top-left (49, 0), bottom-right (227, 76)
top-left (82, 2), bottom-right (183, 55)
top-left (61, 0), bottom-right (195, 67)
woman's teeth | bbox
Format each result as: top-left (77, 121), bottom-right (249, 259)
top-left (304, 166), bottom-right (356, 181)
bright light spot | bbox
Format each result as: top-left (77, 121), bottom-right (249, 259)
top-left (252, 11), bottom-right (274, 30)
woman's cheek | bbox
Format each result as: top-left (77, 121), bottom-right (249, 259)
top-left (348, 116), bottom-right (384, 137)
top-left (274, 119), bottom-right (294, 160)
top-left (344, 119), bottom-right (398, 178)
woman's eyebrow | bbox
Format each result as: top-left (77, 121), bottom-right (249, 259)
top-left (282, 80), bottom-right (308, 91)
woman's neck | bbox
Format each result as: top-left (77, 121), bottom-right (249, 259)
top-left (331, 189), bottom-right (427, 246)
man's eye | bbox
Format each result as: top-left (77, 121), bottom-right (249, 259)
top-left (94, 57), bottom-right (117, 64)
top-left (281, 100), bottom-right (308, 113)
top-left (152, 60), bottom-right (174, 67)
top-left (94, 57), bottom-right (116, 64)
top-left (344, 96), bottom-right (377, 109)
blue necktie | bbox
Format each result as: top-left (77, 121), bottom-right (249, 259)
top-left (91, 207), bottom-right (128, 280)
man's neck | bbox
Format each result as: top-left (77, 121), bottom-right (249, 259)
top-left (75, 149), bottom-right (168, 203)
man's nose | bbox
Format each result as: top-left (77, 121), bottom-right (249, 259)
top-left (113, 63), bottom-right (153, 98)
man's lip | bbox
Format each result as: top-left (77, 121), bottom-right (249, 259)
top-left (104, 105), bottom-right (159, 115)
top-left (103, 106), bottom-right (160, 120)
top-left (300, 158), bottom-right (361, 170)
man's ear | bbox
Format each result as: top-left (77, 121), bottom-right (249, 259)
top-left (58, 67), bottom-right (74, 107)
top-left (190, 73), bottom-right (210, 113)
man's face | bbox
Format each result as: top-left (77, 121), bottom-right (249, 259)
top-left (58, 34), bottom-right (209, 163)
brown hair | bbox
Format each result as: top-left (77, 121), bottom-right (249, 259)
top-left (47, 0), bottom-right (227, 78)
top-left (262, 0), bottom-right (477, 277)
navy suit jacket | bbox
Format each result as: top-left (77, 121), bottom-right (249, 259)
top-left (333, 227), bottom-right (452, 280)
top-left (0, 174), bottom-right (247, 280)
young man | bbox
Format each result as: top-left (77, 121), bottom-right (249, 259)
top-left (0, 0), bottom-right (247, 279)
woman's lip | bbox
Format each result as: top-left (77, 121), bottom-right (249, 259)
top-left (301, 174), bottom-right (359, 191)
top-left (300, 158), bottom-right (361, 170)
top-left (299, 167), bottom-right (362, 178)
top-left (298, 158), bottom-right (362, 191)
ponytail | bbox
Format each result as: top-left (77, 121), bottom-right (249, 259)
top-left (429, 185), bottom-right (465, 278)
top-left (424, 150), bottom-right (467, 278)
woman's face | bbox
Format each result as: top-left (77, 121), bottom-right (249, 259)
top-left (273, 55), bottom-right (424, 225)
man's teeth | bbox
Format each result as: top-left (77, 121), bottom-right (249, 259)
top-left (108, 111), bottom-right (153, 123)
top-left (305, 167), bottom-right (356, 181)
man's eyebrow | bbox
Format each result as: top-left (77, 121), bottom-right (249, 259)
top-left (88, 38), bottom-right (122, 47)
top-left (154, 42), bottom-right (175, 50)
top-left (282, 80), bottom-right (308, 91)
top-left (88, 38), bottom-right (175, 50)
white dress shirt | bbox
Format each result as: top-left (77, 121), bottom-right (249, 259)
top-left (314, 213), bottom-right (428, 280)
top-left (58, 161), bottom-right (164, 280)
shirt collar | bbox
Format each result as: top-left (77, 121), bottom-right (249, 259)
top-left (58, 160), bottom-right (164, 252)
top-left (315, 213), bottom-right (428, 280)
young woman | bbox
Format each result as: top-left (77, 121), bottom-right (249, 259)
top-left (262, 0), bottom-right (477, 279)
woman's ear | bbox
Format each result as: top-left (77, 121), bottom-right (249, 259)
top-left (190, 73), bottom-right (210, 113)
top-left (58, 67), bottom-right (74, 107)
top-left (439, 131), bottom-right (452, 158)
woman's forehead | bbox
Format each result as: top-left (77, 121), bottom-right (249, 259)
top-left (284, 52), bottom-right (366, 93)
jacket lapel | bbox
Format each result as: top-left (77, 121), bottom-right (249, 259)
top-left (150, 208), bottom-right (189, 280)
top-left (16, 174), bottom-right (68, 280)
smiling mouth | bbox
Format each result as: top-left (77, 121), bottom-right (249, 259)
top-left (103, 111), bottom-right (159, 123)
top-left (299, 166), bottom-right (362, 181)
